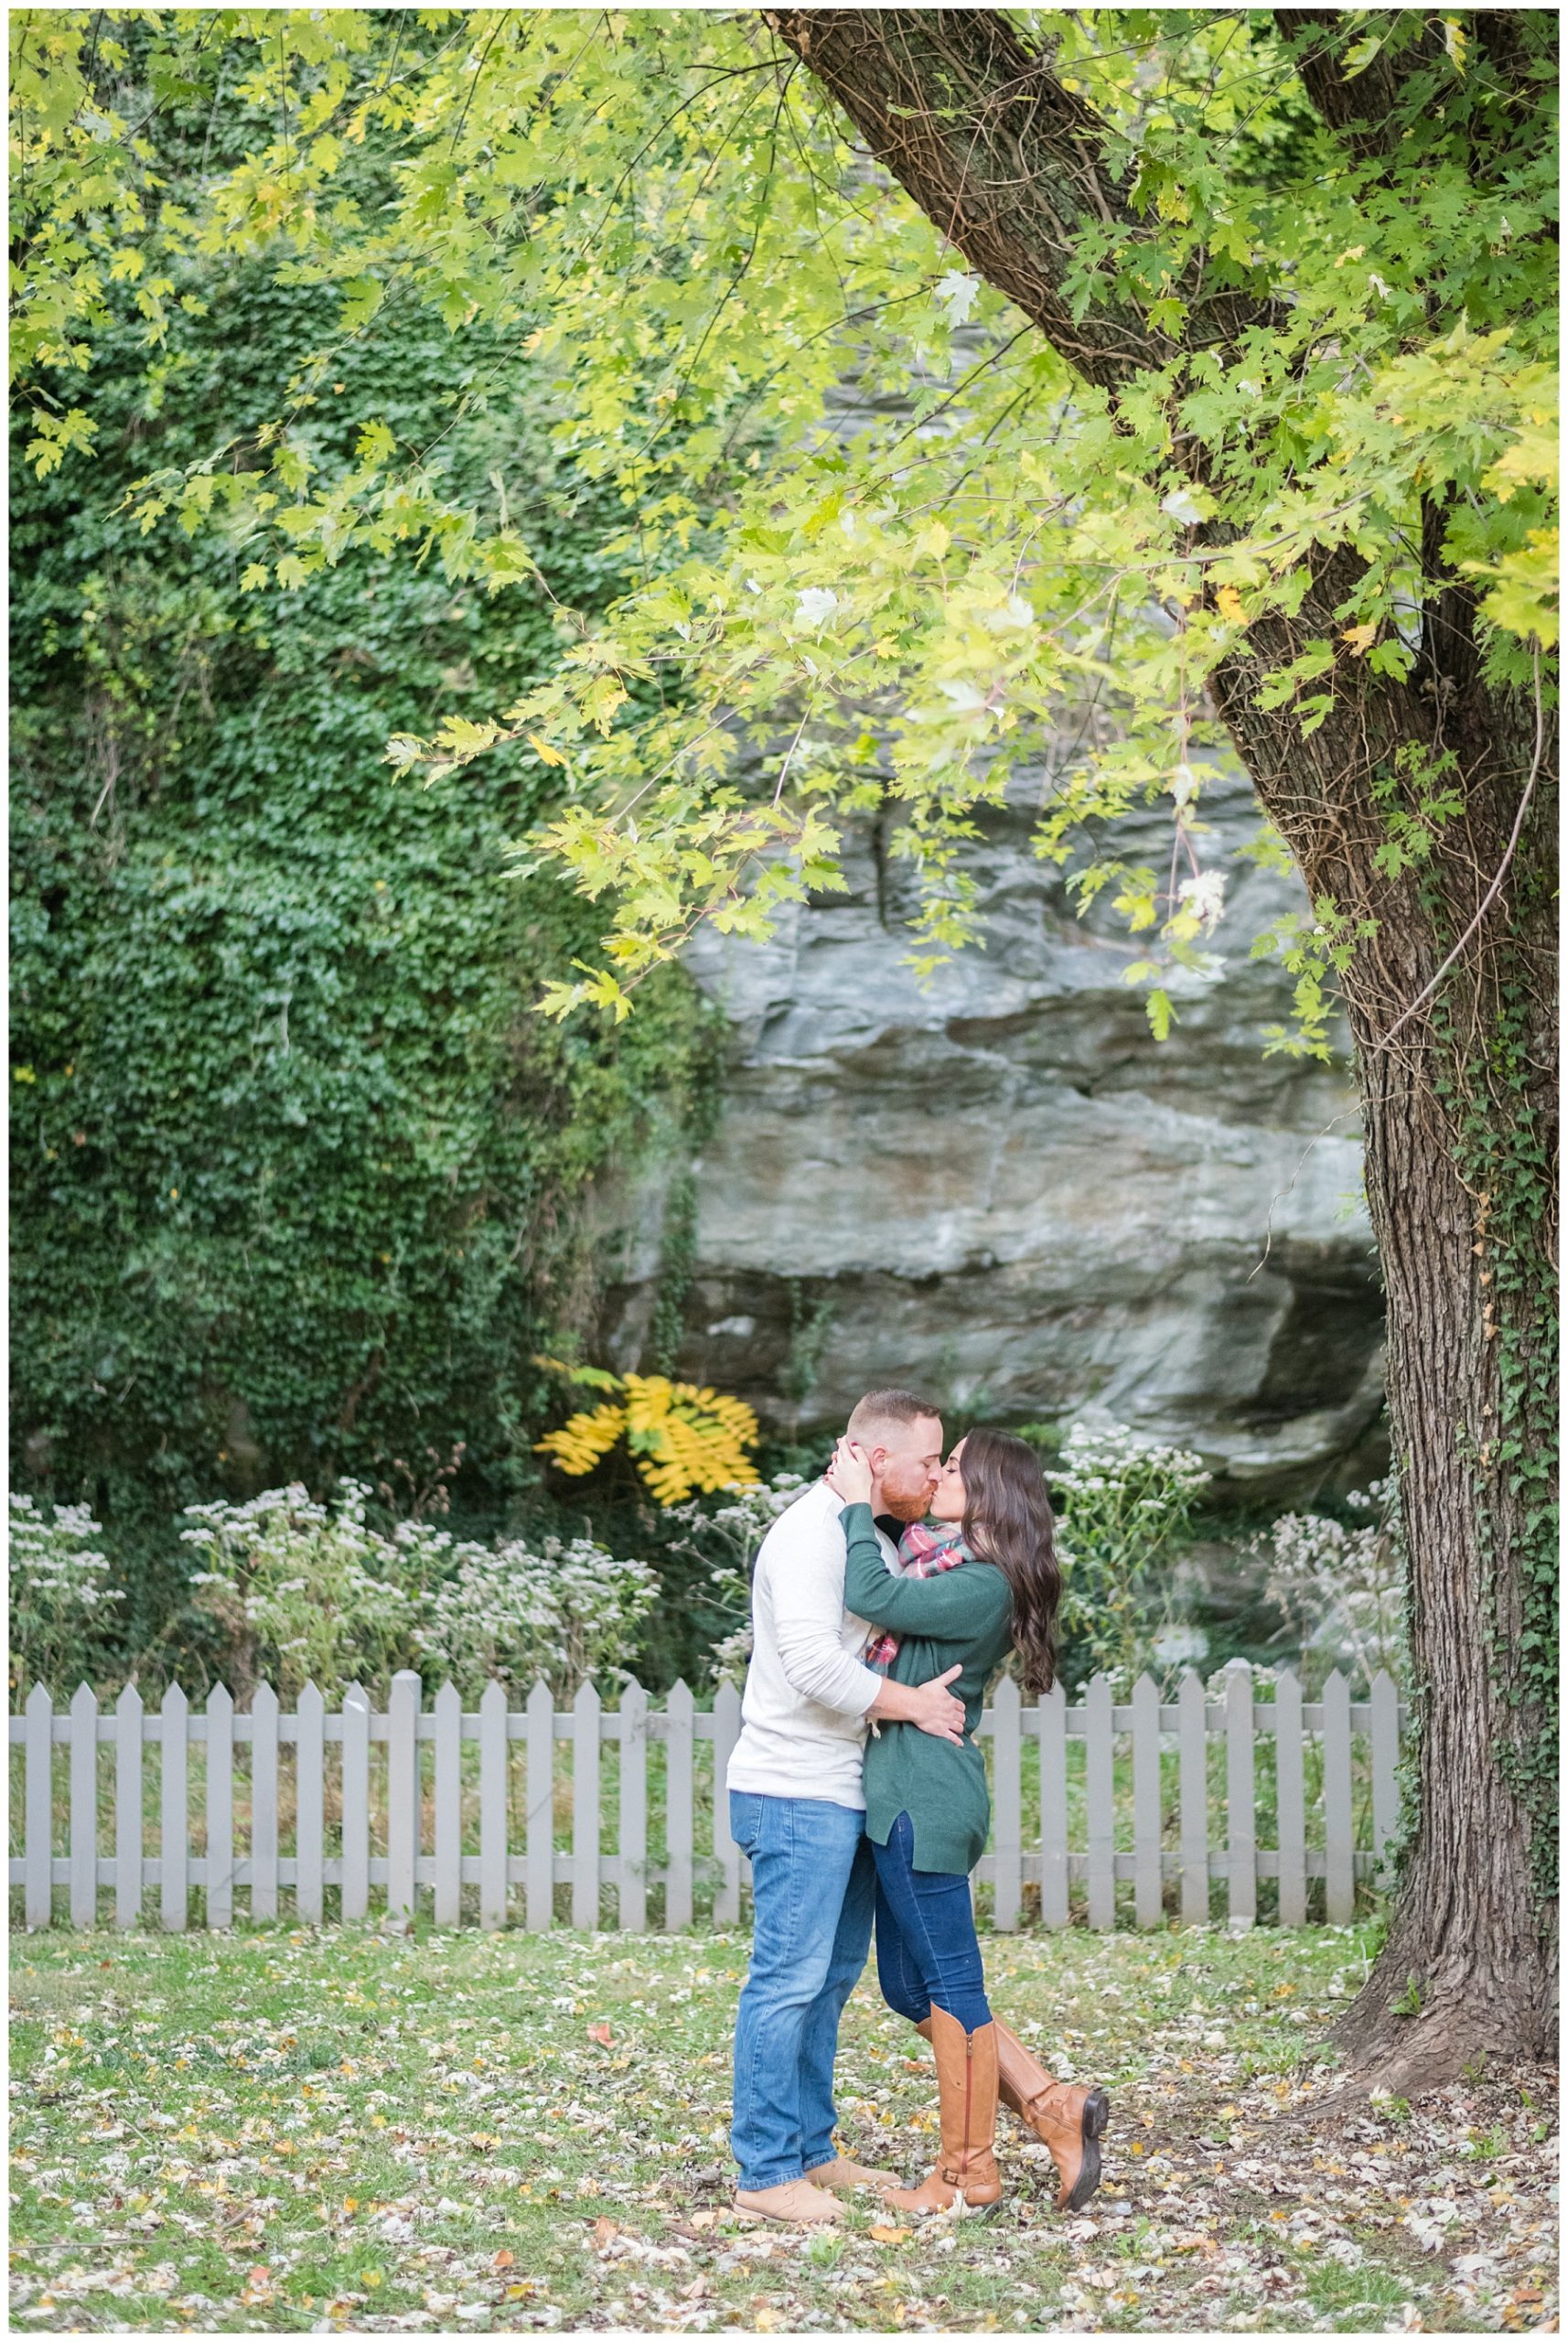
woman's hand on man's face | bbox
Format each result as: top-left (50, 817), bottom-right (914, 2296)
top-left (826, 1436), bottom-right (875, 1507)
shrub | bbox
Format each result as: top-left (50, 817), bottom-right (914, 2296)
top-left (177, 1478), bottom-right (658, 1703)
top-left (659, 1473), bottom-right (807, 1685)
top-left (1253, 1480), bottom-right (1409, 1692)
top-left (413, 1536), bottom-right (658, 1700)
top-left (9, 1493), bottom-right (125, 1698)
top-left (1049, 1421), bottom-right (1211, 1688)
top-left (179, 1481), bottom-right (424, 1703)
top-left (534, 1366), bottom-right (761, 1504)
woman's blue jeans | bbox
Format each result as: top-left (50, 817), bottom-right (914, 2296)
top-left (728, 1791), bottom-right (876, 2193)
top-left (872, 1809), bottom-right (992, 2035)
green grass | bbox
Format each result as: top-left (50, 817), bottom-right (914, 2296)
top-left (10, 1920), bottom-right (1556, 2331)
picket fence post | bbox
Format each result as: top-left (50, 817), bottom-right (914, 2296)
top-left (525, 1679), bottom-right (553, 1931)
top-left (619, 1680), bottom-right (649, 1932)
top-left (296, 1682), bottom-right (325, 1927)
top-left (386, 1671), bottom-right (421, 1928)
top-left (1084, 1673), bottom-right (1115, 1928)
top-left (341, 1684), bottom-right (371, 1922)
top-left (206, 1681), bottom-right (233, 1929)
top-left (479, 1679), bottom-right (509, 1931)
top-left (1128, 1673), bottom-right (1159, 1928)
top-left (252, 1681), bottom-right (279, 1922)
top-left (1038, 1681), bottom-right (1069, 1928)
top-left (573, 1681), bottom-right (601, 1931)
top-left (990, 1676), bottom-right (1023, 1932)
top-left (1226, 1663), bottom-right (1256, 1928)
top-left (1178, 1670), bottom-right (1208, 1924)
top-left (115, 1681), bottom-right (143, 1930)
top-left (161, 1682), bottom-right (188, 1932)
top-left (1322, 1670), bottom-right (1355, 1923)
top-left (70, 1683), bottom-right (98, 1930)
top-left (664, 1681), bottom-right (694, 1932)
top-left (1274, 1669), bottom-right (1307, 1926)
top-left (26, 1683), bottom-right (53, 1931)
top-left (434, 1680), bottom-right (463, 1928)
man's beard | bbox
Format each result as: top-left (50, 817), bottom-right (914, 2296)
top-left (878, 1485), bottom-right (934, 1525)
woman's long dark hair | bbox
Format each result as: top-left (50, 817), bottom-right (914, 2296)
top-left (959, 1427), bottom-right (1061, 1695)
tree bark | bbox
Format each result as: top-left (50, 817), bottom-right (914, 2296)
top-left (767, 5), bottom-right (1558, 2083)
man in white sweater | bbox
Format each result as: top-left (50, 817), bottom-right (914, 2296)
top-left (725, 1388), bottom-right (961, 2225)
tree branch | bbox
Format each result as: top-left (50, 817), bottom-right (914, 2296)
top-left (1273, 8), bottom-right (1446, 164)
top-left (759, 7), bottom-right (1274, 395)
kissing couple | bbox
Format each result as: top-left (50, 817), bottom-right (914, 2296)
top-left (724, 1387), bottom-right (1110, 2225)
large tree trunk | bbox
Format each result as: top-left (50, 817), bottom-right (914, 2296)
top-left (1211, 596), bottom-right (1558, 2088)
top-left (766, 5), bottom-right (1559, 2085)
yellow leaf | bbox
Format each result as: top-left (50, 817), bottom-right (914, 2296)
top-left (870, 2223), bottom-right (911, 2242)
top-left (527, 732), bottom-right (566, 768)
top-left (1215, 586), bottom-right (1244, 624)
top-left (1341, 623), bottom-right (1378, 655)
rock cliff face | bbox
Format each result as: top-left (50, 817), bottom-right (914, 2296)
top-left (597, 775), bottom-right (1386, 1493)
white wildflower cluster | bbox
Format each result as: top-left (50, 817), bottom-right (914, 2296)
top-left (1050, 1421), bottom-right (1211, 1688)
top-left (663, 1472), bottom-right (803, 1685)
top-left (1254, 1479), bottom-right (1409, 1692)
top-left (1052, 1421), bottom-right (1211, 1508)
top-left (177, 1480), bottom-right (657, 1703)
top-left (706, 1622), bottom-right (756, 1692)
top-left (414, 1536), bottom-right (657, 1700)
top-left (9, 1493), bottom-right (124, 1695)
top-left (664, 1474), bottom-right (803, 1573)
top-left (1153, 1624), bottom-right (1211, 1671)
top-left (1204, 1655), bottom-right (1279, 1694)
top-left (179, 1482), bottom-right (424, 1703)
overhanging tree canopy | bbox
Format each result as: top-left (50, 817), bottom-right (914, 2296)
top-left (12, 6), bottom-right (1557, 2088)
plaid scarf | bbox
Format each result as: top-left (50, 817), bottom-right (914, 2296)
top-left (862, 1521), bottom-right (972, 1670)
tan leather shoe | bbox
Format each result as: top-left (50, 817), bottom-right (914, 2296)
top-left (731, 2177), bottom-right (845, 2226)
top-left (883, 2006), bottom-right (1002, 2215)
top-left (805, 2152), bottom-right (898, 2195)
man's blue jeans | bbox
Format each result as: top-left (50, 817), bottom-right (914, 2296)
top-left (728, 1791), bottom-right (875, 2193)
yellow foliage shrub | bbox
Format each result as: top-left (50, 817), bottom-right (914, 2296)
top-left (534, 1367), bottom-right (760, 1505)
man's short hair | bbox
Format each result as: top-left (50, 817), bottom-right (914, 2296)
top-left (847, 1388), bottom-right (942, 1442)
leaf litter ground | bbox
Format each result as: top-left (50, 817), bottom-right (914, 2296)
top-left (9, 1922), bottom-right (1556, 2333)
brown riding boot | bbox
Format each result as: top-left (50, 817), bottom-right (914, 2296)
top-left (915, 2014), bottom-right (1109, 2212)
top-left (885, 2006), bottom-right (1002, 2215)
top-left (995, 2020), bottom-right (1111, 2210)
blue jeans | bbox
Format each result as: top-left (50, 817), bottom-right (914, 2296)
top-left (872, 1809), bottom-right (992, 2035)
top-left (728, 1791), bottom-right (875, 2192)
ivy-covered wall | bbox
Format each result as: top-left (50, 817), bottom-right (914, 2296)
top-left (10, 253), bottom-right (716, 1611)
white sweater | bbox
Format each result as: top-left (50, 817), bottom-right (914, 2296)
top-left (725, 1479), bottom-right (895, 1809)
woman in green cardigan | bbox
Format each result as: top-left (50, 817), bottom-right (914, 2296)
top-left (827, 1425), bottom-right (1110, 2216)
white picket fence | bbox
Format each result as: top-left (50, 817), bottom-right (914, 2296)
top-left (9, 1664), bottom-right (1407, 1935)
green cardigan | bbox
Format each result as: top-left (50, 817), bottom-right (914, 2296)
top-left (843, 1502), bottom-right (1015, 1877)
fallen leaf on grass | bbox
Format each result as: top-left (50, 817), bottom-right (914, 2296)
top-left (586, 2022), bottom-right (615, 2047)
top-left (869, 2223), bottom-right (911, 2242)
